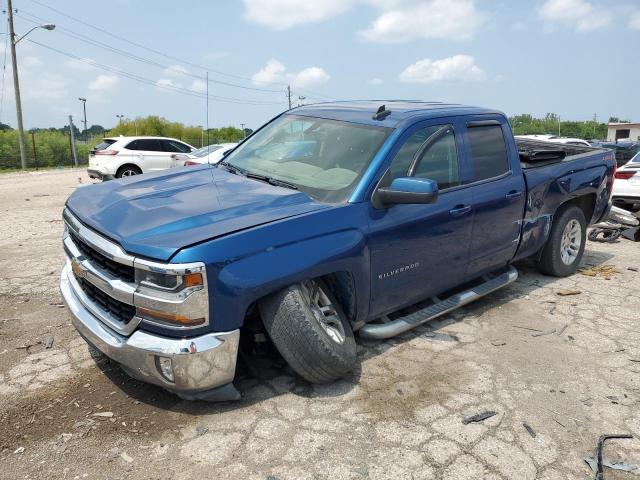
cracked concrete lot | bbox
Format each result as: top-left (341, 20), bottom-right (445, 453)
top-left (1, 169), bottom-right (640, 480)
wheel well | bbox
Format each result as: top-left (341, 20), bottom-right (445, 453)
top-left (555, 194), bottom-right (596, 224)
top-left (116, 164), bottom-right (142, 176)
top-left (320, 271), bottom-right (357, 324)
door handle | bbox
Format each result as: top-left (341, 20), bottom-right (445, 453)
top-left (505, 190), bottom-right (523, 200)
top-left (449, 205), bottom-right (472, 217)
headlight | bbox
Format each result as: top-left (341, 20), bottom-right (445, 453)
top-left (133, 260), bottom-right (209, 329)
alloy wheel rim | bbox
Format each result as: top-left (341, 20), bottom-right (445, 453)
top-left (302, 280), bottom-right (346, 345)
top-left (560, 219), bottom-right (582, 265)
top-left (122, 169), bottom-right (137, 177)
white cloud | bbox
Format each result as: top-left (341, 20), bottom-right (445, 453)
top-left (64, 57), bottom-right (97, 71)
top-left (88, 74), bottom-right (119, 91)
top-left (293, 67), bottom-right (330, 88)
top-left (630, 10), bottom-right (640, 30)
top-left (399, 55), bottom-right (486, 83)
top-left (163, 64), bottom-right (189, 76)
top-left (190, 79), bottom-right (207, 93)
top-left (538, 0), bottom-right (612, 31)
top-left (252, 59), bottom-right (330, 88)
top-left (252, 59), bottom-right (287, 84)
top-left (369, 77), bottom-right (384, 85)
top-left (156, 78), bottom-right (182, 90)
top-left (243, 0), bottom-right (352, 29)
top-left (360, 0), bottom-right (488, 42)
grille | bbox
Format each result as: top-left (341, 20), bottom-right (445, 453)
top-left (70, 231), bottom-right (135, 282)
top-left (77, 277), bottom-right (136, 324)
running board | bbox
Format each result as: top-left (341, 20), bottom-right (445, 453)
top-left (359, 266), bottom-right (518, 340)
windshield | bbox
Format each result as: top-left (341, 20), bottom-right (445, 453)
top-left (221, 115), bottom-right (391, 202)
top-left (192, 145), bottom-right (222, 158)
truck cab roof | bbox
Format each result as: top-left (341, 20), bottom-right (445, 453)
top-left (291, 100), bottom-right (503, 127)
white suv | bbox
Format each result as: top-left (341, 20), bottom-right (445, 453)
top-left (88, 136), bottom-right (196, 179)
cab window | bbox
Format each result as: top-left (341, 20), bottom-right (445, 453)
top-left (388, 124), bottom-right (460, 190)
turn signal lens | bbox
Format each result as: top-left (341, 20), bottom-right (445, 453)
top-left (136, 306), bottom-right (205, 327)
top-left (183, 272), bottom-right (203, 287)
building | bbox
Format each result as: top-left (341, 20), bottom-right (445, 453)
top-left (607, 122), bottom-right (640, 142)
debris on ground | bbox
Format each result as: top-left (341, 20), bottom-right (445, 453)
top-left (462, 411), bottom-right (497, 425)
top-left (92, 412), bottom-right (114, 418)
top-left (557, 324), bottom-right (568, 336)
top-left (579, 265), bottom-right (621, 279)
top-left (557, 289), bottom-right (582, 296)
top-left (490, 340), bottom-right (506, 346)
top-left (532, 329), bottom-right (556, 337)
top-left (523, 422), bottom-right (537, 438)
top-left (16, 340), bottom-right (41, 351)
top-left (14, 447), bottom-right (25, 454)
top-left (120, 452), bottom-right (134, 463)
top-left (44, 335), bottom-right (54, 349)
top-left (628, 267), bottom-right (639, 272)
top-left (584, 457), bottom-right (638, 473)
top-left (195, 425), bottom-right (208, 436)
top-left (589, 434), bottom-right (634, 479)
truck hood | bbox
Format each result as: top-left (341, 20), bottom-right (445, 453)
top-left (66, 166), bottom-right (329, 261)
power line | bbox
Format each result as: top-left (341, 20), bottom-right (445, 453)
top-left (23, 0), bottom-right (338, 102)
top-left (27, 38), bottom-right (286, 106)
top-left (15, 9), bottom-right (283, 94)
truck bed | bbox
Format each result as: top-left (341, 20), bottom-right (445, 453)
top-left (516, 138), bottom-right (601, 169)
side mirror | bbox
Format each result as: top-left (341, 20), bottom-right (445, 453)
top-left (375, 177), bottom-right (438, 207)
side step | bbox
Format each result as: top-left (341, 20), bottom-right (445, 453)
top-left (359, 266), bottom-right (518, 340)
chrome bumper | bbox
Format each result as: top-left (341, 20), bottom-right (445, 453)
top-left (60, 263), bottom-right (239, 396)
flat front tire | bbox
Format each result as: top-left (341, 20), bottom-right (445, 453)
top-left (259, 279), bottom-right (357, 384)
top-left (538, 205), bottom-right (587, 277)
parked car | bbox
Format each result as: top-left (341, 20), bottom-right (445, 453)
top-left (61, 101), bottom-right (615, 401)
top-left (88, 136), bottom-right (196, 179)
top-left (516, 135), bottom-right (591, 147)
top-left (612, 151), bottom-right (640, 210)
top-left (591, 141), bottom-right (640, 167)
top-left (172, 143), bottom-right (238, 167)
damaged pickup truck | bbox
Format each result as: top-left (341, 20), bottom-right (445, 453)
top-left (60, 101), bottom-right (615, 401)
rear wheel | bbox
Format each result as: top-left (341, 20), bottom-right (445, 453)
top-left (259, 279), bottom-right (357, 384)
top-left (537, 206), bottom-right (586, 277)
top-left (116, 164), bottom-right (141, 178)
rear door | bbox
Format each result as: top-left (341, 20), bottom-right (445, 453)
top-left (136, 139), bottom-right (167, 171)
top-left (462, 117), bottom-right (526, 278)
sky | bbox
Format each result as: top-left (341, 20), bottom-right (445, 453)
top-left (1, 0), bottom-right (639, 131)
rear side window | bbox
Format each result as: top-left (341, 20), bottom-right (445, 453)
top-left (467, 125), bottom-right (510, 181)
top-left (94, 139), bottom-right (116, 151)
top-left (127, 139), bottom-right (162, 151)
top-left (162, 140), bottom-right (192, 153)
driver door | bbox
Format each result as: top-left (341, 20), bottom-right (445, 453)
top-left (367, 120), bottom-right (474, 318)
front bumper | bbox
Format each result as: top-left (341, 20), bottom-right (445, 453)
top-left (60, 263), bottom-right (240, 399)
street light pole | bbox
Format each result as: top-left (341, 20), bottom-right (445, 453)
top-left (240, 123), bottom-right (246, 139)
top-left (116, 114), bottom-right (124, 125)
top-left (6, 0), bottom-right (55, 169)
top-left (78, 97), bottom-right (87, 142)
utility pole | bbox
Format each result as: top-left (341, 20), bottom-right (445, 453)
top-left (7, 0), bottom-right (55, 169)
top-left (31, 131), bottom-right (37, 170)
top-left (78, 97), bottom-right (87, 142)
top-left (8, 0), bottom-right (26, 169)
top-left (68, 115), bottom-right (79, 167)
top-left (240, 123), bottom-right (246, 138)
top-left (206, 71), bottom-right (210, 147)
top-left (286, 85), bottom-right (292, 109)
top-left (558, 115), bottom-right (561, 137)
top-left (593, 113), bottom-right (597, 138)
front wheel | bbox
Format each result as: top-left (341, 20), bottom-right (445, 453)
top-left (116, 165), bottom-right (142, 178)
top-left (259, 279), bottom-right (357, 384)
top-left (537, 206), bottom-right (587, 277)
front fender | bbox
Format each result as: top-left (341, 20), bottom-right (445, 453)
top-left (171, 203), bottom-right (371, 332)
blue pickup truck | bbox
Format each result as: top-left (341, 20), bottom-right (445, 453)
top-left (60, 101), bottom-right (615, 401)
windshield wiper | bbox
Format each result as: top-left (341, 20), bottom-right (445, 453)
top-left (245, 172), bottom-right (298, 190)
top-left (217, 160), bottom-right (245, 176)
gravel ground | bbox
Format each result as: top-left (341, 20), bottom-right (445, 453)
top-left (1, 168), bottom-right (639, 480)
